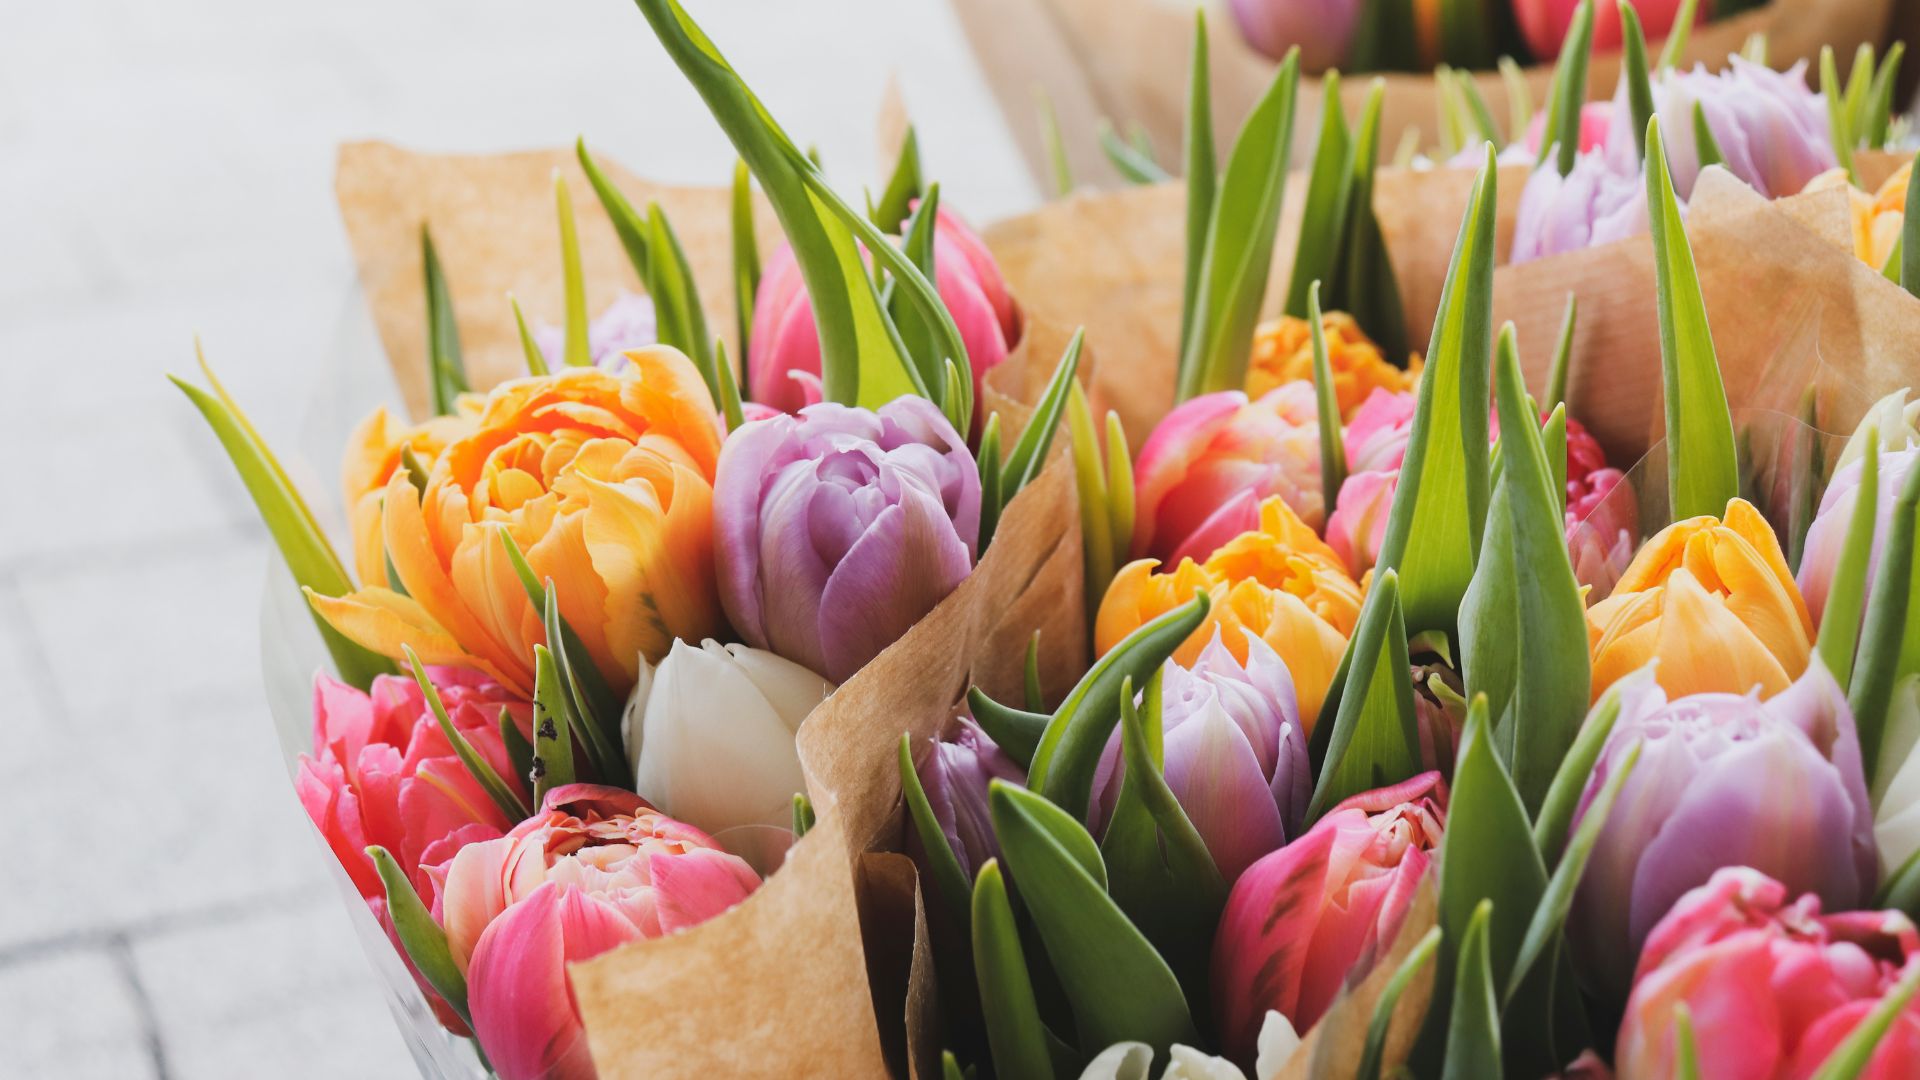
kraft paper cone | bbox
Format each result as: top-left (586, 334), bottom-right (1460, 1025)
top-left (950, 0), bottom-right (1894, 192)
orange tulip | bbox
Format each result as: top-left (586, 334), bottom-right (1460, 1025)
top-left (310, 349), bottom-right (724, 696)
top-left (1096, 497), bottom-right (1362, 726)
top-left (1245, 313), bottom-right (1419, 421)
top-left (341, 403), bottom-right (479, 592)
top-left (1804, 163), bottom-right (1910, 271)
top-left (1586, 498), bottom-right (1814, 702)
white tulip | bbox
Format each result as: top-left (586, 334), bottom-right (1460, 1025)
top-left (1074, 1011), bottom-right (1297, 1080)
top-left (624, 638), bottom-right (834, 836)
top-left (1838, 388), bottom-right (1920, 472)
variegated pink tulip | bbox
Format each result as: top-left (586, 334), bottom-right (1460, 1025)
top-left (1134, 382), bottom-right (1324, 565)
top-left (1211, 771), bottom-right (1446, 1065)
top-left (434, 785), bottom-right (760, 1080)
top-left (1605, 57), bottom-right (1835, 202)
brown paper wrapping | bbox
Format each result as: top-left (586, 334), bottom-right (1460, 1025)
top-left (334, 144), bottom-right (1087, 1077)
top-left (950, 0), bottom-right (1894, 193)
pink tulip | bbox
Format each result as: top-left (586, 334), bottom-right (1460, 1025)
top-left (1228, 0), bottom-right (1365, 70)
top-left (748, 209), bottom-right (1017, 415)
top-left (1134, 382), bottom-right (1324, 564)
top-left (1211, 771), bottom-right (1446, 1064)
top-left (1326, 388), bottom-right (1415, 575)
top-left (1617, 866), bottom-right (1920, 1078)
top-left (436, 784), bottom-right (761, 1080)
top-left (1515, 0), bottom-right (1704, 62)
top-left (1523, 101), bottom-right (1617, 158)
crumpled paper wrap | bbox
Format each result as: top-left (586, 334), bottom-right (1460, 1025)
top-left (334, 142), bottom-right (1087, 1078)
top-left (949, 0), bottom-right (1894, 192)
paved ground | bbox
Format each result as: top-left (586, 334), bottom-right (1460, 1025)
top-left (0, 2), bottom-right (1035, 1075)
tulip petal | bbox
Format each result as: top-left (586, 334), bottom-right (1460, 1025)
top-left (581, 469), bottom-right (720, 677)
top-left (648, 846), bottom-right (762, 933)
top-left (305, 586), bottom-right (519, 691)
top-left (381, 473), bottom-right (534, 691)
top-left (1653, 568), bottom-right (1794, 698)
top-left (1161, 696), bottom-right (1290, 883)
top-left (1134, 392), bottom-right (1249, 557)
top-left (815, 473), bottom-right (973, 682)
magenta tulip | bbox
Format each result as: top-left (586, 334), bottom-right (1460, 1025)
top-left (713, 397), bottom-right (980, 683)
top-left (748, 209), bottom-right (1017, 415)
top-left (1515, 0), bottom-right (1704, 62)
top-left (1605, 57), bottom-right (1836, 201)
top-left (1798, 446), bottom-right (1920, 629)
top-left (1228, 0), bottom-right (1365, 70)
top-left (1211, 771), bottom-right (1446, 1064)
top-left (1617, 866), bottom-right (1920, 1078)
top-left (1569, 665), bottom-right (1878, 997)
top-left (910, 718), bottom-right (1026, 886)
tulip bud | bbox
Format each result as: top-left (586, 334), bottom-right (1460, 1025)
top-left (1089, 632), bottom-right (1310, 884)
top-left (1606, 57), bottom-right (1834, 202)
top-left (910, 719), bottom-right (1025, 886)
top-left (1325, 389), bottom-right (1412, 575)
top-left (1617, 867), bottom-right (1920, 1077)
top-left (714, 397), bottom-right (981, 683)
top-left (1511, 151), bottom-right (1650, 265)
top-left (1835, 387), bottom-right (1920, 472)
top-left (1211, 772), bottom-right (1446, 1063)
top-left (1568, 665), bottom-right (1878, 997)
top-left (625, 638), bottom-right (835, 836)
top-left (1227, 0), bottom-right (1364, 70)
top-left (534, 292), bottom-right (659, 371)
top-left (1800, 445), bottom-right (1920, 629)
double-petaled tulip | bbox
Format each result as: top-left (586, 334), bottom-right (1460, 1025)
top-left (910, 718), bottom-right (1025, 886)
top-left (1212, 772), bottom-right (1446, 1064)
top-left (1568, 665), bottom-right (1878, 997)
top-left (1244, 314), bottom-right (1418, 417)
top-left (1587, 497), bottom-right (1814, 701)
top-left (1514, 0), bottom-right (1703, 63)
top-left (1798, 445), bottom-right (1920, 630)
top-left (435, 785), bottom-right (760, 1080)
top-left (534, 292), bottom-right (659, 372)
top-left (1089, 632), bottom-right (1309, 884)
top-left (1226, 0), bottom-right (1364, 70)
top-left (297, 666), bottom-right (532, 1031)
top-left (1617, 867), bottom-right (1920, 1078)
top-left (624, 638), bottom-right (835, 836)
top-left (1133, 382), bottom-right (1324, 565)
top-left (341, 405), bottom-right (479, 594)
top-left (715, 397), bottom-right (980, 683)
top-left (749, 209), bottom-right (1016, 415)
top-left (1098, 497), bottom-right (1362, 724)
top-left (1805, 162), bottom-right (1912, 270)
top-left (1325, 388), bottom-right (1416, 575)
top-left (312, 352), bottom-right (725, 697)
top-left (1511, 150), bottom-right (1650, 265)
top-left (1606, 57), bottom-right (1835, 201)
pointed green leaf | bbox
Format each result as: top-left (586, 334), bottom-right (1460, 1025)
top-left (1117, 674), bottom-right (1225, 900)
top-left (1806, 957), bottom-right (1920, 1080)
top-left (1541, 1), bottom-right (1595, 176)
top-left (1692, 100), bottom-right (1726, 169)
top-left (873, 126), bottom-right (923, 233)
top-left (1545, 293), bottom-right (1577, 408)
top-left (1843, 45), bottom-right (1876, 149)
top-left (1037, 89), bottom-right (1073, 198)
top-left (577, 137), bottom-right (653, 281)
top-left (1439, 901), bottom-right (1502, 1080)
top-left (889, 182), bottom-right (943, 394)
top-left (792, 792), bottom-right (816, 837)
top-left (1310, 284), bottom-right (1347, 515)
top-left (1673, 1003), bottom-right (1703, 1080)
top-left (1656, 0), bottom-right (1699, 71)
top-left (1453, 70), bottom-right (1501, 146)
top-left (1822, 48), bottom-right (1859, 184)
top-left (421, 225), bottom-right (469, 415)
top-left (999, 328), bottom-right (1085, 508)
top-left (644, 203), bottom-right (718, 395)
top-left (1904, 151), bottom-right (1920, 297)
top-left (493, 529), bottom-right (623, 757)
top-left (1025, 632), bottom-right (1046, 713)
top-left (553, 172), bottom-right (592, 368)
top-left (972, 859), bottom-right (1055, 1080)
top-left (1180, 9), bottom-right (1216, 356)
top-left (978, 414), bottom-right (1005, 547)
top-left (1337, 81), bottom-right (1409, 364)
top-left (713, 339), bottom-right (746, 431)
top-left (1620, 3), bottom-right (1656, 160)
top-left (1531, 678), bottom-right (1627, 864)
top-left (902, 734), bottom-right (974, 924)
top-left (1499, 57), bottom-right (1533, 141)
top-left (369, 845), bottom-right (470, 1026)
top-left (1285, 72), bottom-right (1353, 320)
top-left (1867, 43), bottom-right (1906, 150)
top-left (1308, 571), bottom-right (1422, 820)
top-left (1356, 926), bottom-right (1441, 1080)
top-left (1098, 120), bottom-right (1171, 185)
top-left (541, 584), bottom-right (622, 781)
top-left (530, 644), bottom-right (576, 805)
top-left (1884, 234), bottom-right (1905, 284)
top-left (500, 705), bottom-right (534, 789)
top-left (732, 159), bottom-right (761, 367)
top-left (510, 295), bottom-right (551, 377)
top-left (1848, 452), bottom-right (1920, 777)
top-left (1070, 382), bottom-right (1118, 628)
top-left (1104, 410), bottom-right (1135, 560)
top-left (1876, 844), bottom-right (1920, 918)
top-left (404, 645), bottom-right (531, 822)
top-left (1818, 434), bottom-right (1880, 689)
top-left (1543, 404), bottom-right (1569, 515)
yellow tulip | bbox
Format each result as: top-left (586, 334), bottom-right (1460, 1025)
top-left (1246, 313), bottom-right (1420, 421)
top-left (341, 403), bottom-right (479, 592)
top-left (1095, 497), bottom-right (1362, 726)
top-left (1804, 163), bottom-right (1910, 271)
top-left (310, 349), bottom-right (724, 696)
top-left (1587, 498), bottom-right (1814, 702)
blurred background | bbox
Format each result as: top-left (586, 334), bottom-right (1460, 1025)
top-left (0, 2), bottom-right (1032, 1076)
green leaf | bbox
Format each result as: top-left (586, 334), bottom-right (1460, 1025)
top-left (901, 734), bottom-right (974, 925)
top-left (978, 415), bottom-right (1005, 549)
top-left (644, 203), bottom-right (719, 397)
top-left (1438, 0), bottom-right (1494, 69)
top-left (1656, 0), bottom-right (1699, 70)
top-left (889, 182), bottom-right (944, 393)
top-left (989, 781), bottom-right (1197, 1052)
top-left (1541, 0), bottom-right (1595, 176)
top-left (1452, 70), bottom-right (1501, 147)
top-left (941, 1051), bottom-right (967, 1080)
top-left (713, 339), bottom-right (746, 431)
top-left (500, 705), bottom-right (534, 788)
top-left (1098, 120), bottom-right (1171, 185)
top-left (1307, 570), bottom-right (1422, 820)
top-left (368, 845), bottom-right (470, 1026)
top-left (1884, 234), bottom-right (1906, 284)
top-left (1543, 404), bottom-right (1569, 516)
top-left (1673, 1003), bottom-right (1703, 1080)
top-left (1175, 50), bottom-right (1302, 403)
top-left (1118, 673), bottom-right (1226, 900)
top-left (1029, 593), bottom-right (1211, 820)
top-left (1285, 72), bottom-right (1353, 321)
top-left (1069, 382), bottom-right (1117, 628)
top-left (732, 159), bottom-right (761, 367)
top-left (1336, 81), bottom-right (1410, 365)
top-left (1867, 43), bottom-right (1906, 150)
top-left (540, 584), bottom-right (622, 781)
top-left (530, 644), bottom-right (576, 805)
top-left (493, 528), bottom-right (624, 758)
top-left (1904, 151), bottom-right (1920, 297)
top-left (1875, 844), bottom-right (1920, 918)
top-left (1806, 957), bottom-right (1920, 1080)
top-left (1498, 57), bottom-right (1533, 141)
top-left (1545, 293), bottom-right (1577, 408)
top-left (972, 860), bottom-right (1055, 1080)
top-left (554, 172), bottom-right (592, 369)
top-left (1460, 325), bottom-right (1591, 812)
top-left (997, 328), bottom-right (1085, 518)
top-left (1180, 9), bottom-right (1216, 357)
top-left (421, 225), bottom-right (470, 415)
top-left (1843, 44), bottom-right (1876, 150)
top-left (873, 126), bottom-right (923, 233)
top-left (1037, 89), bottom-right (1074, 198)
top-left (1355, 926), bottom-right (1441, 1080)
top-left (1374, 148), bottom-right (1497, 636)
top-left (404, 645), bottom-right (531, 822)
top-left (576, 136), bottom-right (655, 283)
top-left (1310, 284), bottom-right (1347, 516)
top-left (1822, 48), bottom-right (1859, 184)
top-left (792, 792), bottom-right (816, 838)
top-left (1439, 900), bottom-right (1501, 1080)
top-left (1619, 3), bottom-right (1656, 160)
top-left (1847, 452), bottom-right (1920, 777)
top-left (1692, 100), bottom-right (1726, 169)
top-left (1025, 632), bottom-right (1046, 713)
top-left (171, 353), bottom-right (395, 690)
top-left (510, 295), bottom-right (551, 377)
top-left (1531, 679), bottom-right (1627, 865)
top-left (1817, 435), bottom-right (1880, 689)
top-left (1104, 410), bottom-right (1134, 559)
top-left (1645, 118), bottom-right (1740, 522)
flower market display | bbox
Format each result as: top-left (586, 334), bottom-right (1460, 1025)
top-left (178, 0), bottom-right (1920, 1077)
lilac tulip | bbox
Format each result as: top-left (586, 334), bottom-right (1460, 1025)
top-left (1090, 631), bottom-right (1310, 884)
top-left (1605, 57), bottom-right (1836, 200)
top-left (535, 292), bottom-right (659, 372)
top-left (1798, 444), bottom-right (1920, 629)
top-left (714, 397), bottom-right (981, 683)
top-left (910, 718), bottom-right (1025, 885)
top-left (1228, 0), bottom-right (1364, 71)
top-left (1568, 663), bottom-right (1878, 997)
top-left (1510, 150), bottom-right (1651, 264)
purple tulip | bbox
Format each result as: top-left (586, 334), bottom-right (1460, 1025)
top-left (1510, 150), bottom-right (1651, 264)
top-left (1228, 0), bottom-right (1364, 71)
top-left (1604, 57), bottom-right (1836, 200)
top-left (911, 718), bottom-right (1025, 884)
top-left (714, 397), bottom-right (981, 683)
top-left (1090, 631), bottom-right (1310, 884)
top-left (1798, 445), bottom-right (1920, 629)
top-left (1568, 663), bottom-right (1878, 997)
top-left (535, 292), bottom-right (659, 372)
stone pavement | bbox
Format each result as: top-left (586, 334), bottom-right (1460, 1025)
top-left (0, 1), bottom-right (1036, 1074)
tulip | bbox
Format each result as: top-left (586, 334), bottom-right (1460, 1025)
top-left (1511, 151), bottom-right (1650, 265)
top-left (910, 718), bottom-right (1025, 885)
top-left (1098, 497), bottom-right (1362, 725)
top-left (1568, 473), bottom-right (1639, 599)
top-left (714, 397), bottom-right (980, 683)
top-left (1799, 445), bottom-right (1920, 630)
top-left (312, 354), bottom-right (725, 697)
top-left (1805, 163), bottom-right (1911, 271)
top-left (534, 292), bottom-right (660, 372)
top-left (1875, 681), bottom-right (1920, 883)
top-left (1607, 57), bottom-right (1835, 202)
top-left (1212, 771), bottom-right (1446, 1063)
top-left (1587, 497), bottom-right (1814, 701)
top-left (1244, 314), bottom-right (1419, 419)
top-left (436, 785), bottom-right (761, 1080)
top-left (1089, 631), bottom-right (1309, 883)
top-left (1226, 0), bottom-right (1363, 70)
top-left (1521, 102), bottom-right (1617, 159)
top-left (1325, 388), bottom-right (1416, 575)
top-left (749, 209), bottom-right (1016, 415)
top-left (1617, 866), bottom-right (1920, 1078)
top-left (1514, 0), bottom-right (1704, 63)
top-left (624, 638), bottom-right (835, 836)
top-left (1133, 382), bottom-right (1324, 565)
top-left (1568, 665), bottom-right (1878, 997)
top-left (340, 405), bottom-right (478, 594)
top-left (1835, 387), bottom-right (1920, 473)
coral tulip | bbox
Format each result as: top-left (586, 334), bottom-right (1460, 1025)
top-left (1569, 665), bottom-right (1878, 997)
top-left (1586, 497), bottom-right (1814, 701)
top-left (1244, 313), bottom-right (1418, 417)
top-left (534, 292), bottom-right (660, 372)
top-left (1608, 58), bottom-right (1835, 201)
top-left (437, 785), bottom-right (760, 1080)
top-left (1133, 383), bottom-right (1324, 565)
top-left (910, 718), bottom-right (1026, 886)
top-left (1515, 0), bottom-right (1703, 63)
top-left (1510, 151), bottom-right (1650, 265)
top-left (714, 397), bottom-right (980, 683)
top-left (625, 638), bottom-right (835, 836)
top-left (1798, 445), bottom-right (1920, 630)
top-left (748, 209), bottom-right (1016, 415)
top-left (1617, 867), bottom-right (1920, 1078)
top-left (312, 354), bottom-right (725, 697)
top-left (1211, 772), bottom-right (1446, 1064)
top-left (1090, 631), bottom-right (1310, 884)
top-left (1227, 0), bottom-right (1365, 70)
top-left (1098, 497), bottom-right (1362, 725)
